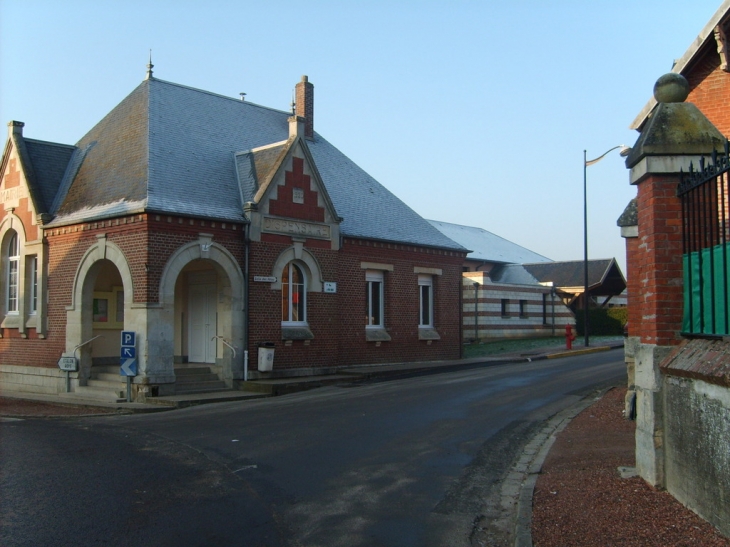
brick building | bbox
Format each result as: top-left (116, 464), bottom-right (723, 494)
top-left (429, 220), bottom-right (624, 340)
top-left (620, 1), bottom-right (730, 535)
top-left (0, 70), bottom-right (467, 400)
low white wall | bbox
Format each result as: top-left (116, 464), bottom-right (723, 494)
top-left (0, 364), bottom-right (77, 395)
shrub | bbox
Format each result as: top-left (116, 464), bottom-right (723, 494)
top-left (575, 307), bottom-right (627, 336)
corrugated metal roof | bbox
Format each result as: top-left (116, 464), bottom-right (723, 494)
top-left (428, 220), bottom-right (551, 264)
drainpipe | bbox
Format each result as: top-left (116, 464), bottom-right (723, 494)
top-left (244, 222), bottom-right (250, 382)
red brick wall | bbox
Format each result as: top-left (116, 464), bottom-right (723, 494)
top-left (625, 45), bottom-right (729, 345)
top-left (2, 209), bottom-right (464, 371)
top-left (1, 214), bottom-right (246, 368)
top-left (633, 174), bottom-right (684, 346)
top-left (146, 215), bottom-right (245, 302)
top-left (248, 237), bottom-right (464, 369)
top-left (295, 77), bottom-right (314, 139)
top-left (686, 51), bottom-right (730, 138)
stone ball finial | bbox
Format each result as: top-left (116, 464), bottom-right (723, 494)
top-left (653, 73), bottom-right (689, 103)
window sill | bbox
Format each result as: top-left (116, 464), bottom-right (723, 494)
top-left (282, 325), bottom-right (314, 341)
top-left (366, 328), bottom-right (391, 342)
top-left (1, 315), bottom-right (20, 329)
top-left (418, 328), bottom-right (440, 341)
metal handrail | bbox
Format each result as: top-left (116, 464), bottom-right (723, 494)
top-left (211, 336), bottom-right (237, 359)
top-left (73, 335), bottom-right (104, 360)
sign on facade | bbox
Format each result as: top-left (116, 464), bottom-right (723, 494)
top-left (57, 356), bottom-right (78, 372)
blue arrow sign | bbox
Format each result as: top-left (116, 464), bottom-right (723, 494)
top-left (121, 346), bottom-right (136, 359)
top-left (120, 358), bottom-right (137, 377)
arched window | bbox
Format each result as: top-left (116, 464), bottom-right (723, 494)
top-left (282, 262), bottom-right (306, 324)
top-left (6, 232), bottom-right (19, 313)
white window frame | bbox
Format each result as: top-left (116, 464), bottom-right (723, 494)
top-left (418, 274), bottom-right (433, 328)
top-left (6, 232), bottom-right (19, 314)
top-left (366, 270), bottom-right (384, 328)
top-left (281, 261), bottom-right (307, 326)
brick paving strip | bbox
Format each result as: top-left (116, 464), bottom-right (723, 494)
top-left (0, 397), bottom-right (119, 418)
top-left (530, 387), bottom-right (730, 547)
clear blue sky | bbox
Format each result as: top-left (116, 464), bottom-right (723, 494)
top-left (1, 1), bottom-right (724, 275)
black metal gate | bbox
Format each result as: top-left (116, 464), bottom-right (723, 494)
top-left (678, 140), bottom-right (730, 336)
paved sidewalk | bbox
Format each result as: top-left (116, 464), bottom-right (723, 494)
top-left (526, 387), bottom-right (730, 547)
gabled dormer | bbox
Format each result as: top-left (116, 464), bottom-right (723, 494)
top-left (236, 122), bottom-right (342, 250)
top-left (0, 121), bottom-right (74, 336)
top-left (1, 121), bottom-right (75, 235)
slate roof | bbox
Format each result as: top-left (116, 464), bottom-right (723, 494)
top-left (522, 259), bottom-right (626, 295)
top-left (488, 263), bottom-right (542, 285)
top-left (21, 138), bottom-right (76, 215)
top-left (46, 77), bottom-right (464, 251)
top-left (428, 220), bottom-right (551, 264)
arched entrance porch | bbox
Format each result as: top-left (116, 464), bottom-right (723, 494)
top-left (66, 236), bottom-right (134, 387)
top-left (159, 237), bottom-right (245, 388)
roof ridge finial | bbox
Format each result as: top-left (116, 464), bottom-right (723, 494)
top-left (146, 50), bottom-right (154, 80)
top-left (291, 88), bottom-right (296, 115)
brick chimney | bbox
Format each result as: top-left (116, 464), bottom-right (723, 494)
top-left (295, 75), bottom-right (314, 140)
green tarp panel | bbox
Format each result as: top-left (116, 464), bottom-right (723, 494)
top-left (683, 242), bottom-right (730, 335)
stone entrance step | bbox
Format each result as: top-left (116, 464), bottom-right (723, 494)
top-left (174, 364), bottom-right (228, 394)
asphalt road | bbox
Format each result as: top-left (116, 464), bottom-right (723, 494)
top-left (0, 349), bottom-right (626, 547)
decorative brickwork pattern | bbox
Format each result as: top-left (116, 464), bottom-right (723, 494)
top-left (268, 157), bottom-right (325, 222)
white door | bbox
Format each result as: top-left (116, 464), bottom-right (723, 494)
top-left (189, 283), bottom-right (217, 363)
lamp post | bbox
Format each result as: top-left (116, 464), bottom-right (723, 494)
top-left (583, 145), bottom-right (631, 347)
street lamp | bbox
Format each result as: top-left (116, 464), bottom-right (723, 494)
top-left (583, 145), bottom-right (631, 347)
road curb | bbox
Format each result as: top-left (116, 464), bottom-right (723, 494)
top-left (511, 388), bottom-right (613, 547)
top-left (545, 345), bottom-right (612, 359)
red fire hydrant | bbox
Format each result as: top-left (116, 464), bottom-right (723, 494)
top-left (565, 324), bottom-right (576, 350)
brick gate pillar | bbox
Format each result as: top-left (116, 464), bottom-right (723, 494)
top-left (622, 73), bottom-right (726, 486)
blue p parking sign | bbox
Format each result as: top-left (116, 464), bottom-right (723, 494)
top-left (121, 331), bottom-right (136, 347)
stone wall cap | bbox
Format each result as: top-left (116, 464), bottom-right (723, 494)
top-left (624, 102), bottom-right (726, 168)
top-left (616, 198), bottom-right (637, 227)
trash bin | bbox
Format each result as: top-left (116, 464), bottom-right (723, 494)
top-left (257, 342), bottom-right (275, 372)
